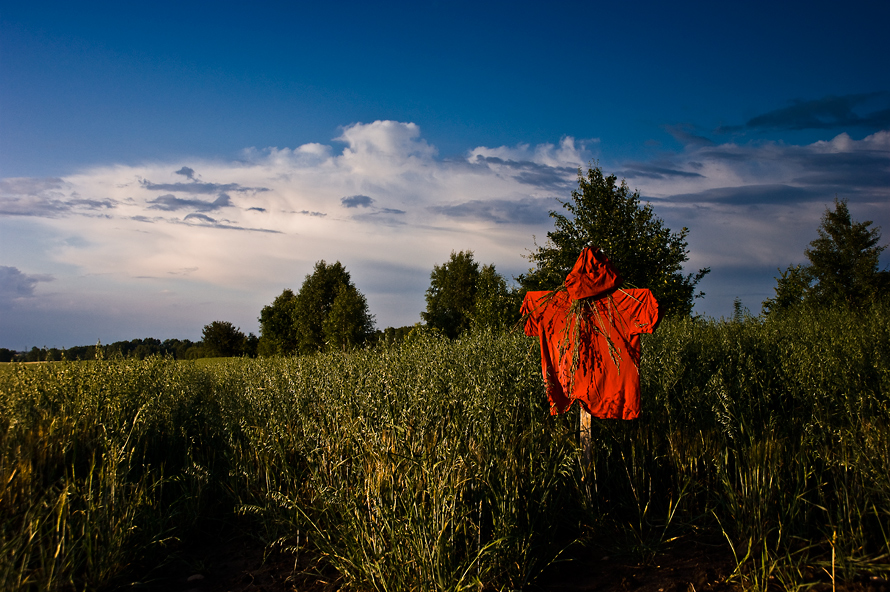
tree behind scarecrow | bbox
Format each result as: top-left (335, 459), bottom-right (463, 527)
top-left (518, 165), bottom-right (709, 317)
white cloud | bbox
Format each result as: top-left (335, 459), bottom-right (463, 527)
top-left (1, 122), bottom-right (888, 347)
top-left (468, 135), bottom-right (590, 168)
top-left (619, 131), bottom-right (890, 313)
top-left (337, 120), bottom-right (436, 160)
top-left (0, 121), bottom-right (586, 347)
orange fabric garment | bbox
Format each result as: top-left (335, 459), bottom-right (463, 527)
top-left (521, 248), bottom-right (659, 419)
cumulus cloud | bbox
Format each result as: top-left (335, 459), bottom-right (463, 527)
top-left (0, 121), bottom-right (595, 337)
top-left (631, 130), bottom-right (890, 206)
top-left (336, 120), bottom-right (436, 160)
top-left (465, 137), bottom-right (592, 191)
top-left (1, 119), bottom-right (888, 343)
top-left (468, 136), bottom-right (589, 169)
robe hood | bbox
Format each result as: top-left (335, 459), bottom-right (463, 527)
top-left (564, 247), bottom-right (623, 300)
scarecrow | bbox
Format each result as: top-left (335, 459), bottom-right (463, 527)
top-left (521, 247), bottom-right (660, 459)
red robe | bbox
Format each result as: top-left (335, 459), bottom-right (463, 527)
top-left (522, 248), bottom-right (659, 419)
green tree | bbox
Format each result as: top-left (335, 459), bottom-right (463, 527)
top-left (243, 333), bottom-right (259, 357)
top-left (518, 165), bottom-right (709, 316)
top-left (201, 321), bottom-right (247, 357)
top-left (258, 289), bottom-right (298, 356)
top-left (422, 251), bottom-right (481, 338)
top-left (376, 325), bottom-right (414, 346)
top-left (763, 198), bottom-right (888, 313)
top-left (295, 261), bottom-right (351, 353)
top-left (293, 261), bottom-right (375, 354)
top-left (322, 283), bottom-right (375, 351)
top-left (762, 264), bottom-right (811, 315)
top-left (805, 198), bottom-right (888, 308)
top-left (258, 263), bottom-right (375, 356)
top-left (471, 264), bottom-right (521, 332)
top-left (422, 252), bottom-right (519, 337)
top-left (24, 347), bottom-right (41, 362)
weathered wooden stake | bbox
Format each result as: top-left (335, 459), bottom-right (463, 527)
top-left (580, 406), bottom-right (592, 467)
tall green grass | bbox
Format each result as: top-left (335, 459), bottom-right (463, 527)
top-left (638, 304), bottom-right (890, 589)
top-left (1, 303), bottom-right (889, 590)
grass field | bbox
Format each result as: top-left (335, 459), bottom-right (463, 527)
top-left (2, 304), bottom-right (889, 591)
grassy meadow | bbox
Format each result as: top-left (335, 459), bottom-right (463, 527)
top-left (2, 304), bottom-right (890, 591)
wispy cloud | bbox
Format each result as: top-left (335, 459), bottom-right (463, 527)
top-left (0, 266), bottom-right (54, 301)
top-left (148, 193), bottom-right (233, 212)
top-left (0, 177), bottom-right (119, 216)
top-left (168, 267), bottom-right (198, 276)
top-left (615, 163), bottom-right (706, 180)
top-left (663, 123), bottom-right (716, 147)
top-left (623, 129), bottom-right (890, 276)
top-left (183, 213), bottom-right (217, 223)
top-left (0, 177), bottom-right (65, 195)
top-left (181, 212), bottom-right (282, 233)
top-left (635, 130), bottom-right (890, 204)
top-left (430, 197), bottom-right (555, 225)
top-left (666, 184), bottom-right (818, 205)
top-left (140, 179), bottom-right (267, 194)
top-left (718, 93), bottom-right (890, 133)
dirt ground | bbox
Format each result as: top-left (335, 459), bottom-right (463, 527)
top-left (123, 531), bottom-right (889, 592)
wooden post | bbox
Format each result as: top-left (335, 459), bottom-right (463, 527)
top-left (580, 405), bottom-right (592, 468)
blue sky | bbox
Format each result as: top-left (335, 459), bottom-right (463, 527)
top-left (2, 0), bottom-right (889, 349)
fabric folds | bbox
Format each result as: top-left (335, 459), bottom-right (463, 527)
top-left (522, 247), bottom-right (659, 419)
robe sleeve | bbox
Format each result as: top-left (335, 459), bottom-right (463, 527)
top-left (521, 292), bottom-right (546, 337)
top-left (618, 289), bottom-right (660, 335)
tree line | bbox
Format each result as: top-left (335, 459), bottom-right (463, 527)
top-left (3, 166), bottom-right (885, 362)
top-left (0, 338), bottom-right (205, 363)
